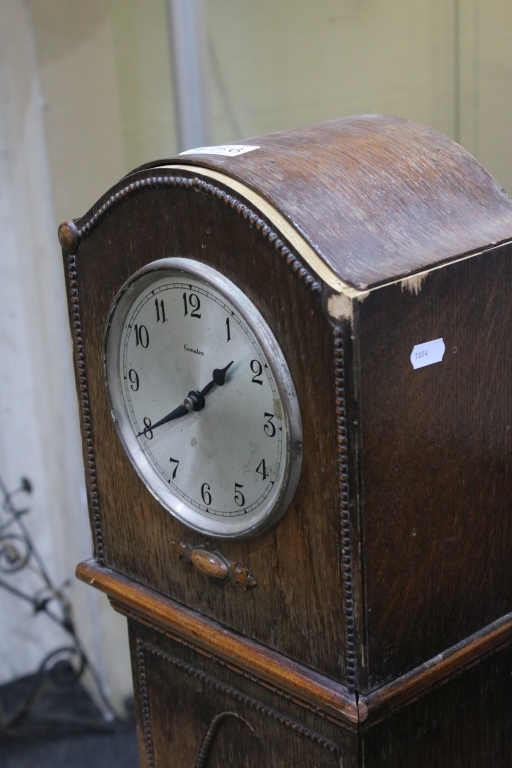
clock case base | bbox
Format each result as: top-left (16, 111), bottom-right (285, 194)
top-left (78, 559), bottom-right (512, 768)
top-left (131, 624), bottom-right (512, 768)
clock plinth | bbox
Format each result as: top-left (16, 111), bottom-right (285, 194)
top-left (63, 115), bottom-right (512, 766)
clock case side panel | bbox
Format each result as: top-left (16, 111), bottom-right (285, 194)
top-left (356, 241), bottom-right (512, 689)
top-left (360, 640), bottom-right (512, 768)
top-left (128, 618), bottom-right (359, 768)
top-left (65, 169), bottom-right (361, 685)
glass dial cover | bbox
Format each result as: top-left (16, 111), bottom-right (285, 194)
top-left (104, 258), bottom-right (302, 539)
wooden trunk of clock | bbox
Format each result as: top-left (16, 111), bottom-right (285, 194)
top-left (128, 619), bottom-right (512, 768)
top-left (61, 116), bottom-right (512, 766)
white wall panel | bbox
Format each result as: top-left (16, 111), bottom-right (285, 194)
top-left (0, 0), bottom-right (131, 714)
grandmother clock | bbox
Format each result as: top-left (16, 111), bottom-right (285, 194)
top-left (60, 116), bottom-right (512, 767)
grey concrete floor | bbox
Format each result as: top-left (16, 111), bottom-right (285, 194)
top-left (0, 673), bottom-right (139, 768)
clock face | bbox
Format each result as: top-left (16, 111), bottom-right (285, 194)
top-left (104, 258), bottom-right (302, 538)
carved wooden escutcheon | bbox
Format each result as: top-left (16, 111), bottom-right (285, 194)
top-left (171, 539), bottom-right (257, 590)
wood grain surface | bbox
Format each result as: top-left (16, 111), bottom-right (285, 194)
top-left (357, 242), bottom-right (512, 688)
top-left (360, 611), bottom-right (512, 727)
top-left (361, 641), bottom-right (512, 767)
top-left (130, 613), bottom-right (512, 767)
top-left (129, 620), bottom-right (357, 768)
top-left (77, 558), bottom-right (512, 731)
top-left (76, 559), bottom-right (359, 728)
top-left (129, 115), bottom-right (512, 290)
top-left (66, 172), bottom-right (349, 682)
top-left (63, 116), bottom-right (512, 764)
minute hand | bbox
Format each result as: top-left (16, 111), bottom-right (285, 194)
top-left (136, 403), bottom-right (188, 436)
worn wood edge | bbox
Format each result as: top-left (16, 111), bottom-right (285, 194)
top-left (160, 167), bottom-right (512, 305)
top-left (65, 162), bottom-right (512, 322)
top-left (375, 238), bottom-right (512, 299)
top-left (126, 116), bottom-right (512, 297)
top-left (76, 560), bottom-right (512, 729)
top-left (69, 172), bottom-right (323, 300)
top-left (359, 611), bottom-right (512, 727)
top-left (157, 164), bottom-right (351, 297)
top-left (76, 559), bottom-right (359, 728)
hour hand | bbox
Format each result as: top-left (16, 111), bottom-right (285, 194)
top-left (136, 403), bottom-right (188, 437)
top-left (200, 361), bottom-right (234, 398)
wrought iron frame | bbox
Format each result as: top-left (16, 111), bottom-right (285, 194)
top-left (0, 475), bottom-right (116, 734)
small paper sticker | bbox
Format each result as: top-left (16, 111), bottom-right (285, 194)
top-left (179, 144), bottom-right (259, 157)
top-left (410, 338), bottom-right (445, 370)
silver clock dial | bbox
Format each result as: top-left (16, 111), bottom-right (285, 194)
top-left (105, 259), bottom-right (302, 539)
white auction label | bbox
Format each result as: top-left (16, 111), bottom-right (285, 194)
top-left (179, 144), bottom-right (259, 157)
top-left (410, 338), bottom-right (445, 369)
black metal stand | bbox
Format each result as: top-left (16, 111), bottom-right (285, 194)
top-left (0, 476), bottom-right (116, 735)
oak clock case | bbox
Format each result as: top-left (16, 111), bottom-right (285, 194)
top-left (61, 116), bottom-right (512, 767)
top-left (104, 258), bottom-right (302, 539)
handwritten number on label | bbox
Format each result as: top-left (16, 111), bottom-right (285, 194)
top-left (410, 338), bottom-right (445, 370)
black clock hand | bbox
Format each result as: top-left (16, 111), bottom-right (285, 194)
top-left (136, 403), bottom-right (188, 436)
top-left (200, 361), bottom-right (234, 397)
top-left (183, 360), bottom-right (235, 411)
top-left (137, 361), bottom-right (234, 437)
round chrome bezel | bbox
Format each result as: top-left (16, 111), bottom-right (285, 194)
top-left (104, 258), bottom-right (303, 539)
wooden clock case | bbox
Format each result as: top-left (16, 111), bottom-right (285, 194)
top-left (60, 115), bottom-right (512, 766)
